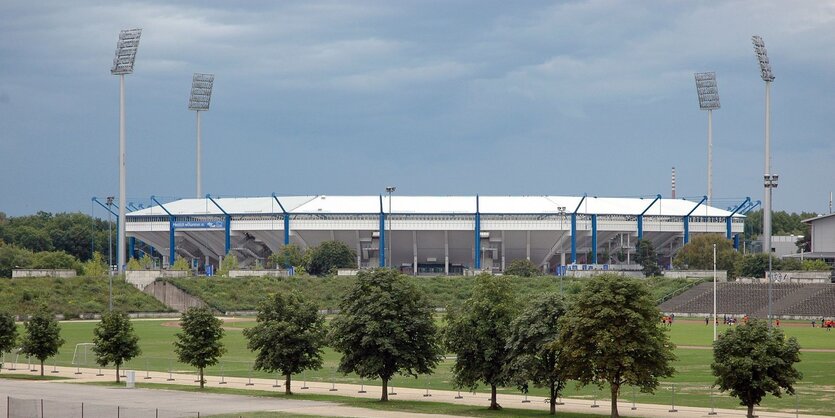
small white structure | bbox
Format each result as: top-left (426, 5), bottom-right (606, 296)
top-left (12, 269), bottom-right (76, 278)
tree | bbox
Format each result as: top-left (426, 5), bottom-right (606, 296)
top-left (0, 244), bottom-right (33, 277)
top-left (506, 292), bottom-right (567, 415)
top-left (635, 239), bottom-right (661, 277)
top-left (445, 274), bottom-right (517, 410)
top-left (83, 252), bottom-right (108, 276)
top-left (330, 268), bottom-right (442, 401)
top-left (673, 234), bottom-right (739, 276)
top-left (92, 311), bottom-right (141, 383)
top-left (30, 250), bottom-right (82, 274)
top-left (0, 311), bottom-right (18, 371)
top-left (504, 259), bottom-right (541, 277)
top-left (736, 253), bottom-right (779, 278)
top-left (268, 244), bottom-right (305, 269)
top-left (218, 254), bottom-right (239, 277)
top-left (174, 307), bottom-right (225, 388)
top-left (243, 292), bottom-right (325, 394)
top-left (172, 256), bottom-right (191, 271)
top-left (20, 306), bottom-right (65, 376)
top-left (306, 241), bottom-right (355, 276)
top-left (712, 319), bottom-right (802, 418)
top-left (558, 274), bottom-right (676, 418)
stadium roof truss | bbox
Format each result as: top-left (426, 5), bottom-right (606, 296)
top-left (125, 195), bottom-right (745, 274)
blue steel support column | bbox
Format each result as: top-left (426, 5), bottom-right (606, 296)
top-left (734, 234), bottom-right (740, 250)
top-left (683, 196), bottom-right (708, 244)
top-left (474, 195), bottom-right (481, 270)
top-left (169, 215), bottom-right (176, 264)
top-left (726, 197), bottom-right (751, 240)
top-left (591, 214), bottom-right (598, 264)
top-left (128, 237), bottom-right (136, 259)
top-left (207, 194), bottom-right (231, 255)
top-left (638, 194), bottom-right (662, 241)
top-left (272, 194), bottom-right (291, 246)
top-left (570, 213), bottom-right (577, 264)
top-left (379, 195), bottom-right (385, 267)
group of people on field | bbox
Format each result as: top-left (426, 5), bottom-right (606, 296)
top-left (661, 314), bottom-right (675, 326)
top-left (812, 318), bottom-right (834, 330)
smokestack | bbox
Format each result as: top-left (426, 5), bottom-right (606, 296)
top-left (671, 167), bottom-right (676, 199)
top-left (830, 192), bottom-right (832, 214)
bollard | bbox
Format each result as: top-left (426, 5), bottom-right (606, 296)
top-left (301, 371), bottom-right (308, 390)
top-left (246, 368), bottom-right (254, 386)
top-left (668, 384), bottom-right (678, 413)
top-left (455, 390), bottom-right (463, 399)
top-left (631, 386), bottom-right (637, 410)
top-left (166, 359), bottom-right (174, 381)
top-left (273, 371), bottom-right (281, 388)
top-left (219, 363), bottom-right (226, 385)
top-left (144, 359), bottom-right (152, 380)
top-left (358, 376), bottom-right (366, 393)
top-left (708, 386), bottom-right (717, 415)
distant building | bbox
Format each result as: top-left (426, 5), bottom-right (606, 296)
top-left (797, 213), bottom-right (835, 263)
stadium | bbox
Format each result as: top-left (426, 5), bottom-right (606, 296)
top-left (125, 194), bottom-right (747, 274)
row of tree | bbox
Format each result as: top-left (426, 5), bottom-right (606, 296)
top-left (0, 211), bottom-right (114, 262)
top-left (0, 269), bottom-right (802, 418)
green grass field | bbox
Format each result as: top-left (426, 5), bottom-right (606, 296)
top-left (6, 318), bottom-right (833, 416)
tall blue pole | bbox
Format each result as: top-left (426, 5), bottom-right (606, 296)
top-left (591, 214), bottom-right (598, 264)
top-left (169, 215), bottom-right (176, 265)
top-left (570, 213), bottom-right (577, 264)
top-left (379, 195), bottom-right (385, 267)
top-left (284, 216), bottom-right (290, 246)
top-left (474, 196), bottom-right (481, 270)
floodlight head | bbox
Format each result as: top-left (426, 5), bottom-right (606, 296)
top-left (189, 73), bottom-right (215, 111)
top-left (111, 28), bottom-right (142, 75)
top-left (386, 186), bottom-right (396, 193)
top-left (751, 35), bottom-right (775, 82)
top-left (694, 72), bottom-right (720, 110)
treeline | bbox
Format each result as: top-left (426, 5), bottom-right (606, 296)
top-left (0, 211), bottom-right (114, 277)
top-left (743, 209), bottom-right (818, 241)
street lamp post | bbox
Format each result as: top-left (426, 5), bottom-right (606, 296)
top-left (106, 196), bottom-right (114, 312)
top-left (111, 28), bottom-right (142, 275)
top-left (713, 243), bottom-right (717, 341)
top-left (694, 72), bottom-right (720, 207)
top-left (386, 186), bottom-right (396, 268)
top-left (189, 73), bottom-right (214, 198)
top-left (558, 206), bottom-right (566, 295)
top-left (753, 35), bottom-right (777, 327)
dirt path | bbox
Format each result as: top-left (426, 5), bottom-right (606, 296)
top-left (160, 316), bottom-right (251, 332)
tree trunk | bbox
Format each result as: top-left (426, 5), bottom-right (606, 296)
top-left (285, 373), bottom-right (292, 395)
top-left (549, 382), bottom-right (557, 415)
top-left (489, 384), bottom-right (502, 410)
top-left (747, 403), bottom-right (755, 418)
top-left (116, 363), bottom-right (120, 383)
top-left (610, 383), bottom-right (620, 418)
top-left (381, 377), bottom-right (389, 401)
top-left (40, 360), bottom-right (44, 376)
top-left (199, 367), bottom-right (204, 389)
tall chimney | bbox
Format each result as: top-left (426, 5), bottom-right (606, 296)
top-left (671, 167), bottom-right (676, 199)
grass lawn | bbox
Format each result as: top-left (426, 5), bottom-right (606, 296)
top-left (0, 373), bottom-right (70, 381)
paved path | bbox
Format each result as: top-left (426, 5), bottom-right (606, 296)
top-left (1, 366), bottom-right (829, 418)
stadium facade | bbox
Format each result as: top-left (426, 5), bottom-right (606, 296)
top-left (125, 195), bottom-right (747, 274)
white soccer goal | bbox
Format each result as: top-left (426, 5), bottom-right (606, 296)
top-left (71, 343), bottom-right (97, 367)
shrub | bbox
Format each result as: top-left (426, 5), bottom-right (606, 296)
top-left (306, 241), bottom-right (355, 276)
top-left (504, 259), bottom-right (541, 277)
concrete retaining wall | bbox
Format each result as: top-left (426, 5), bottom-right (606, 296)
top-left (12, 269), bottom-right (76, 278)
top-left (663, 270), bottom-right (728, 281)
top-left (143, 280), bottom-right (207, 312)
top-left (227, 269), bottom-right (289, 278)
top-left (736, 271), bottom-right (831, 284)
top-left (126, 270), bottom-right (189, 290)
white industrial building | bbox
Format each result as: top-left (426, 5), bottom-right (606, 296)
top-left (125, 195), bottom-right (746, 275)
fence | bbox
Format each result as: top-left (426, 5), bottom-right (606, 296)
top-left (5, 397), bottom-right (196, 418)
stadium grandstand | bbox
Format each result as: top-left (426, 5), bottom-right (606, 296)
top-left (123, 194), bottom-right (746, 275)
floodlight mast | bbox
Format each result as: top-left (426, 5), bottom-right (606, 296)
top-left (695, 72), bottom-right (720, 207)
top-left (189, 73), bottom-right (214, 197)
top-left (111, 28), bottom-right (142, 274)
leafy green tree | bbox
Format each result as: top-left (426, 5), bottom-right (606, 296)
top-left (30, 250), bottom-right (82, 274)
top-left (674, 234), bottom-right (739, 276)
top-left (244, 292), bottom-right (325, 394)
top-left (506, 292), bottom-right (567, 415)
top-left (174, 307), bottom-right (226, 388)
top-left (504, 259), bottom-right (541, 277)
top-left (218, 254), bottom-right (239, 277)
top-left (83, 252), bottom-right (109, 276)
top-left (92, 311), bottom-right (141, 382)
top-left (635, 239), bottom-right (661, 277)
top-left (0, 311), bottom-right (18, 371)
top-left (445, 274), bottom-right (517, 410)
top-left (306, 241), bottom-right (355, 276)
top-left (268, 244), bottom-right (306, 269)
top-left (802, 259), bottom-right (831, 271)
top-left (0, 244), bottom-right (33, 277)
top-left (712, 319), bottom-right (802, 418)
top-left (736, 253), bottom-right (779, 278)
top-left (13, 226), bottom-right (53, 252)
top-left (330, 268), bottom-right (442, 401)
top-left (20, 306), bottom-right (65, 376)
top-left (172, 256), bottom-right (191, 271)
top-left (558, 274), bottom-right (676, 418)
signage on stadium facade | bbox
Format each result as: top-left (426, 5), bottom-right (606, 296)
top-left (173, 220), bottom-right (224, 229)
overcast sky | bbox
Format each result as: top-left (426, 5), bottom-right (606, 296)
top-left (2, 0), bottom-right (834, 216)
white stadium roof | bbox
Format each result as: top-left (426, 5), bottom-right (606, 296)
top-left (129, 195), bottom-right (740, 218)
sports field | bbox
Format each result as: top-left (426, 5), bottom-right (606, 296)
top-left (7, 318), bottom-right (834, 416)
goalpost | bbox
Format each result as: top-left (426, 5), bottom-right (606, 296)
top-left (71, 343), bottom-right (97, 374)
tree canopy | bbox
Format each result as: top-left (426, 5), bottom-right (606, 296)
top-left (712, 319), bottom-right (802, 418)
top-left (174, 307), bottom-right (226, 388)
top-left (243, 291), bottom-right (325, 394)
top-left (0, 311), bottom-right (18, 365)
top-left (506, 292), bottom-right (567, 415)
top-left (635, 239), bottom-right (661, 277)
top-left (673, 234), bottom-right (739, 275)
top-left (20, 306), bottom-right (65, 376)
top-left (503, 259), bottom-right (541, 277)
top-left (445, 273), bottom-right (517, 410)
top-left (92, 311), bottom-right (141, 383)
top-left (558, 274), bottom-right (676, 418)
top-left (329, 268), bottom-right (442, 401)
top-left (306, 241), bottom-right (356, 276)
